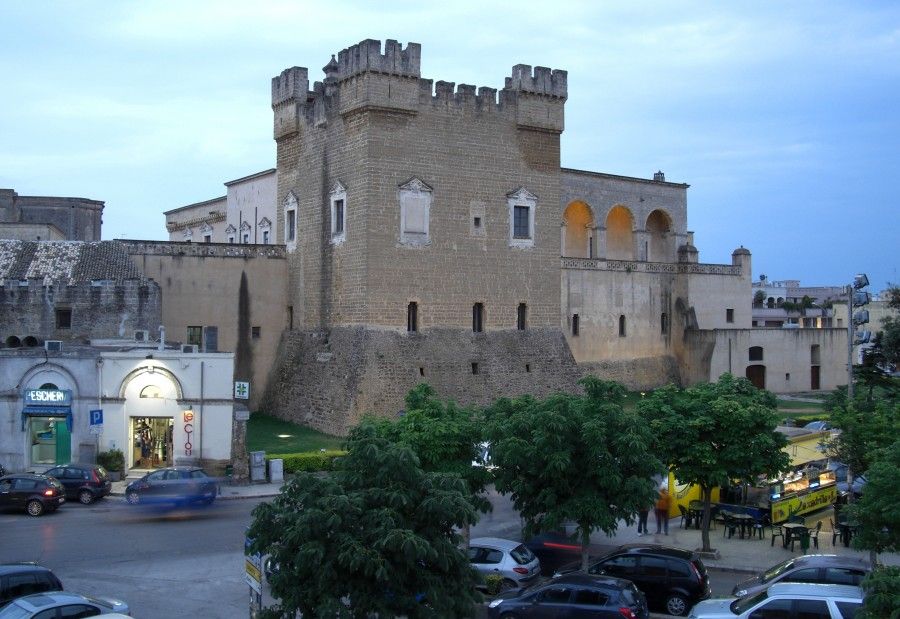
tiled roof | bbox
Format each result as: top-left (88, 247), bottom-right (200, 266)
top-left (0, 240), bottom-right (144, 285)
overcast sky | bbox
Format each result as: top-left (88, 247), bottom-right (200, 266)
top-left (2, 1), bottom-right (897, 291)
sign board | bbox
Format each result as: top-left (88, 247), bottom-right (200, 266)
top-left (234, 381), bottom-right (250, 400)
top-left (771, 485), bottom-right (838, 524)
top-left (244, 558), bottom-right (262, 594)
top-left (89, 424), bottom-right (103, 436)
top-left (89, 409), bottom-right (103, 425)
top-left (24, 389), bottom-right (72, 406)
top-left (173, 409), bottom-right (199, 460)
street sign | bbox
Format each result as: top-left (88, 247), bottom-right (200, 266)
top-left (234, 381), bottom-right (250, 400)
top-left (89, 425), bottom-right (103, 436)
top-left (89, 409), bottom-right (103, 425)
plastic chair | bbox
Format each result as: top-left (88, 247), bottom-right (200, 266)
top-left (752, 515), bottom-right (769, 540)
top-left (678, 504), bottom-right (691, 529)
top-left (809, 521), bottom-right (822, 549)
top-left (830, 519), bottom-right (839, 546)
top-left (722, 513), bottom-right (738, 539)
top-left (770, 524), bottom-right (784, 547)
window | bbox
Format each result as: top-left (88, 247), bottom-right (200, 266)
top-left (473, 303), bottom-right (484, 333)
top-left (795, 599), bottom-right (830, 619)
top-left (811, 344), bottom-right (821, 365)
top-left (785, 373), bottom-right (791, 381)
top-left (517, 303), bottom-right (527, 330)
top-left (726, 308), bottom-right (734, 323)
top-left (619, 314), bottom-right (626, 337)
top-left (251, 326), bottom-right (261, 339)
top-left (525, 363), bottom-right (531, 372)
top-left (749, 599), bottom-right (793, 618)
top-left (667, 559), bottom-right (690, 577)
top-left (262, 230), bottom-right (269, 244)
top-left (661, 312), bottom-right (668, 334)
top-left (640, 556), bottom-right (667, 578)
top-left (537, 587), bottom-right (571, 603)
top-left (228, 235), bottom-right (235, 244)
top-left (288, 306), bottom-right (294, 330)
top-left (203, 235), bottom-right (211, 243)
top-left (749, 346), bottom-right (764, 362)
top-left (187, 326), bottom-right (203, 346)
top-left (572, 313), bottom-right (579, 336)
top-left (59, 604), bottom-right (100, 618)
top-left (473, 216), bottom-right (481, 228)
top-left (56, 308), bottom-right (72, 329)
top-left (287, 209), bottom-right (296, 242)
top-left (284, 192), bottom-right (298, 248)
top-left (329, 182), bottom-right (347, 242)
top-left (573, 589), bottom-right (609, 607)
top-left (596, 555), bottom-right (638, 577)
top-left (471, 362), bottom-right (479, 375)
top-left (783, 568), bottom-right (820, 583)
top-left (398, 178), bottom-right (432, 245)
top-left (507, 187), bottom-right (537, 247)
top-left (419, 367), bottom-right (425, 377)
top-left (407, 302), bottom-right (418, 333)
top-left (140, 385), bottom-right (162, 399)
top-left (242, 233), bottom-right (249, 244)
top-left (334, 200), bottom-right (344, 235)
top-left (204, 326), bottom-right (218, 352)
top-left (482, 548), bottom-right (501, 563)
top-left (835, 601), bottom-right (862, 619)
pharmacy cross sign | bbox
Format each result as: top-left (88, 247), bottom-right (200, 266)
top-left (234, 381), bottom-right (250, 400)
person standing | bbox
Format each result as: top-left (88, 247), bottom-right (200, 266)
top-left (655, 487), bottom-right (671, 535)
top-left (637, 503), bottom-right (650, 536)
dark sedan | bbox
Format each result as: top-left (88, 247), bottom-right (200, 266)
top-left (45, 463), bottom-right (111, 505)
top-left (125, 466), bottom-right (218, 506)
top-left (0, 474), bottom-right (65, 516)
top-left (487, 573), bottom-right (648, 619)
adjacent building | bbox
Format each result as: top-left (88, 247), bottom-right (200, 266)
top-left (0, 188), bottom-right (103, 242)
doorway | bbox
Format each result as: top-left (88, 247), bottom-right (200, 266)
top-left (130, 417), bottom-right (174, 469)
top-left (746, 364), bottom-right (766, 390)
top-left (811, 365), bottom-right (821, 390)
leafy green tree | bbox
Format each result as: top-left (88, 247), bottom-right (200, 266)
top-left (753, 290), bottom-right (766, 308)
top-left (638, 374), bottom-right (790, 552)
top-left (246, 424), bottom-right (481, 618)
top-left (843, 440), bottom-right (900, 565)
top-left (827, 399), bottom-right (899, 477)
top-left (857, 565), bottom-right (900, 619)
top-left (485, 377), bottom-right (661, 570)
top-left (881, 314), bottom-right (900, 367)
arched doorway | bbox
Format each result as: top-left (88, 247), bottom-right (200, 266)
top-left (646, 209), bottom-right (673, 262)
top-left (121, 367), bottom-right (183, 469)
top-left (562, 201), bottom-right (595, 258)
top-left (746, 365), bottom-right (766, 390)
top-left (605, 205), bottom-right (634, 260)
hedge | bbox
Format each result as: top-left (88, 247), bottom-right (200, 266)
top-left (266, 450), bottom-right (346, 473)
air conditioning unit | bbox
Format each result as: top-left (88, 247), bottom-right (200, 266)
top-left (181, 344), bottom-right (199, 353)
top-left (134, 330), bottom-right (150, 342)
top-left (45, 340), bottom-right (62, 352)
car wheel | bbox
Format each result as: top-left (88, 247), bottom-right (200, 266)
top-left (665, 593), bottom-right (689, 616)
top-left (27, 499), bottom-right (44, 517)
top-left (500, 578), bottom-right (518, 593)
top-left (78, 489), bottom-right (94, 505)
top-left (126, 491), bottom-right (141, 505)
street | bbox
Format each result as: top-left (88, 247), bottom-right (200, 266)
top-left (1, 493), bottom-right (746, 618)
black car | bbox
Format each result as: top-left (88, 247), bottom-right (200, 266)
top-left (0, 564), bottom-right (63, 607)
top-left (44, 463), bottom-right (111, 505)
top-left (553, 544), bottom-right (710, 616)
top-left (523, 530), bottom-right (606, 576)
top-left (125, 466), bottom-right (218, 506)
top-left (0, 474), bottom-right (65, 516)
top-left (732, 554), bottom-right (871, 598)
top-left (487, 573), bottom-right (648, 619)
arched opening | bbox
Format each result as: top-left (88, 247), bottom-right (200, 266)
top-left (646, 209), bottom-right (673, 262)
top-left (605, 205), bottom-right (634, 260)
top-left (23, 336), bottom-right (39, 347)
top-left (767, 297), bottom-right (775, 309)
top-left (749, 346), bottom-right (764, 362)
top-left (746, 365), bottom-right (766, 390)
top-left (5, 336), bottom-right (21, 348)
top-left (562, 201), bottom-right (595, 258)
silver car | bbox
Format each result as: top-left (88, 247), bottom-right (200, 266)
top-left (689, 583), bottom-right (862, 619)
top-left (468, 537), bottom-right (541, 591)
top-left (732, 554), bottom-right (869, 598)
top-left (0, 592), bottom-right (130, 618)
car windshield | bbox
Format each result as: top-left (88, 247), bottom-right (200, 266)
top-left (731, 590), bottom-right (768, 614)
top-left (762, 558), bottom-right (795, 583)
top-left (510, 544), bottom-right (536, 565)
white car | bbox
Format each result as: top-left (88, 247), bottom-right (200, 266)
top-left (468, 537), bottom-right (541, 591)
top-left (688, 582), bottom-right (862, 619)
top-left (0, 592), bottom-right (130, 618)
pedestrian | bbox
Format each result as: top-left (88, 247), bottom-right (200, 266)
top-left (655, 486), bottom-right (671, 535)
top-left (637, 503), bottom-right (650, 536)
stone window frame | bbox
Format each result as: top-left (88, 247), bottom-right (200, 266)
top-left (330, 182), bottom-right (347, 245)
top-left (726, 308), bottom-right (735, 323)
top-left (182, 227), bottom-right (193, 242)
top-left (473, 302), bottom-right (485, 333)
top-left (398, 177), bottom-right (433, 246)
top-left (258, 217), bottom-right (272, 246)
top-left (225, 224), bottom-right (236, 244)
top-left (240, 221), bottom-right (252, 244)
top-left (517, 303), bottom-right (527, 331)
top-left (283, 191), bottom-right (298, 251)
top-left (506, 187), bottom-right (537, 248)
top-left (407, 301), bottom-right (419, 333)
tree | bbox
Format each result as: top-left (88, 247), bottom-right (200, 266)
top-left (753, 289), bottom-right (766, 308)
top-left (857, 565), bottom-right (900, 619)
top-left (827, 399), bottom-right (899, 477)
top-left (485, 377), bottom-right (661, 570)
top-left (638, 374), bottom-right (790, 553)
top-left (246, 425), bottom-right (481, 618)
top-left (843, 440), bottom-right (900, 565)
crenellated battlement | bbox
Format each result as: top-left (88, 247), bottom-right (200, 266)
top-left (505, 64), bottom-right (567, 99)
top-left (271, 67), bottom-right (309, 106)
top-left (334, 38), bottom-right (421, 80)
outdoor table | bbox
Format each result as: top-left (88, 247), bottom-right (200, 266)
top-left (688, 500), bottom-right (704, 529)
top-left (836, 520), bottom-right (859, 547)
top-left (730, 513), bottom-right (756, 539)
top-left (781, 522), bottom-right (807, 549)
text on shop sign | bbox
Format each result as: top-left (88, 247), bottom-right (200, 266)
top-left (24, 389), bottom-right (71, 406)
top-left (183, 410), bottom-right (194, 456)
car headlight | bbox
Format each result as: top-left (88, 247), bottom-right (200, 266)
top-left (488, 599), bottom-right (503, 608)
top-left (735, 589), bottom-right (748, 597)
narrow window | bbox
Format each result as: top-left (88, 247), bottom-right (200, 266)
top-left (251, 326), bottom-right (261, 339)
top-left (334, 199), bottom-right (345, 235)
top-left (407, 302), bottom-right (418, 333)
top-left (525, 363), bottom-right (531, 372)
top-left (473, 303), bottom-right (484, 333)
top-left (572, 314), bottom-right (579, 336)
top-left (726, 308), bottom-right (734, 323)
top-left (811, 345), bottom-right (821, 364)
top-left (513, 205), bottom-right (530, 239)
top-left (661, 312), bottom-right (668, 335)
top-left (187, 326), bottom-right (202, 346)
top-left (419, 367), bottom-right (425, 377)
top-left (228, 235), bottom-right (235, 244)
top-left (242, 233), bottom-right (249, 244)
top-left (262, 230), bottom-right (270, 245)
top-left (287, 305), bottom-right (294, 330)
top-left (474, 216), bottom-right (481, 229)
top-left (619, 315), bottom-right (626, 337)
top-left (471, 362), bottom-right (479, 375)
top-left (203, 235), bottom-right (211, 243)
top-left (287, 210), bottom-right (296, 241)
top-left (785, 373), bottom-right (791, 381)
top-left (55, 308), bottom-right (72, 329)
top-left (517, 303), bottom-right (527, 331)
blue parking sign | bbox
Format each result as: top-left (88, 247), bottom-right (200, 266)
top-left (89, 409), bottom-right (103, 425)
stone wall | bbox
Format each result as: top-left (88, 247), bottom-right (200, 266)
top-left (0, 189), bottom-right (103, 241)
top-left (578, 356), bottom-right (681, 391)
top-left (262, 326), bottom-right (582, 436)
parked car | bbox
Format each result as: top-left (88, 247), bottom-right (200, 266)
top-left (523, 530), bottom-right (598, 576)
top-left (488, 573), bottom-right (648, 619)
top-left (0, 474), bottom-right (65, 516)
top-left (688, 582), bottom-right (862, 618)
top-left (732, 555), bottom-right (870, 598)
top-left (468, 537), bottom-right (541, 591)
top-left (124, 466), bottom-right (218, 506)
top-left (0, 592), bottom-right (129, 617)
top-left (44, 463), bottom-right (112, 505)
top-left (553, 543), bottom-right (710, 616)
top-left (0, 564), bottom-right (63, 607)
top-left (803, 420), bottom-right (831, 432)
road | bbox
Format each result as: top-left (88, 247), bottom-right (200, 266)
top-left (1, 492), bottom-right (746, 618)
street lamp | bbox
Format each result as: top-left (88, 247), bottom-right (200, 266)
top-left (847, 273), bottom-right (870, 400)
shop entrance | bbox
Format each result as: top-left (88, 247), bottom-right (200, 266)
top-left (130, 417), bottom-right (174, 469)
top-left (28, 417), bottom-right (71, 466)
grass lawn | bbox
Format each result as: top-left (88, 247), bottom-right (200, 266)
top-left (247, 413), bottom-right (345, 453)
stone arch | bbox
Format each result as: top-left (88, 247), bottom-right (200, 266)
top-left (21, 362), bottom-right (82, 394)
top-left (645, 209), bottom-right (673, 262)
top-left (605, 205), bottom-right (634, 260)
top-left (562, 201), bottom-right (595, 258)
top-left (118, 365), bottom-right (184, 401)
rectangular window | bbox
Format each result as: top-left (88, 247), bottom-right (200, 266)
top-left (517, 303), bottom-right (527, 330)
top-left (473, 216), bottom-right (481, 228)
top-left (471, 362), bottom-right (479, 375)
top-left (55, 308), bottom-right (72, 329)
top-left (572, 313), bottom-right (579, 336)
top-left (287, 210), bottom-right (296, 241)
top-left (334, 199), bottom-right (344, 235)
top-left (513, 205), bottom-right (530, 239)
top-left (726, 308), bottom-right (734, 323)
top-left (203, 235), bottom-right (211, 243)
top-left (472, 303), bottom-right (484, 333)
top-left (228, 236), bottom-right (235, 244)
top-left (251, 326), bottom-right (261, 339)
top-left (288, 306), bottom-right (294, 330)
top-left (204, 326), bottom-right (218, 352)
top-left (187, 326), bottom-right (202, 346)
top-left (407, 302), bottom-right (418, 333)
top-left (262, 231), bottom-right (270, 244)
top-left (242, 233), bottom-right (249, 244)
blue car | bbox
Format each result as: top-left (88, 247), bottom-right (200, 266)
top-left (125, 466), bottom-right (218, 506)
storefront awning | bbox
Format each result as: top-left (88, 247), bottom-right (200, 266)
top-left (21, 406), bottom-right (72, 431)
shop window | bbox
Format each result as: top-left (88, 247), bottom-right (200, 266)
top-left (517, 303), bottom-right (527, 330)
top-left (726, 308), bottom-right (734, 323)
top-left (56, 308), bottom-right (72, 329)
top-left (187, 326), bottom-right (202, 346)
top-left (407, 302), bottom-right (418, 333)
top-left (473, 303), bottom-right (484, 333)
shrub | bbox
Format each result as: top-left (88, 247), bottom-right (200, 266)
top-left (97, 448), bottom-right (125, 471)
top-left (267, 451), bottom-right (346, 473)
top-left (484, 574), bottom-right (505, 596)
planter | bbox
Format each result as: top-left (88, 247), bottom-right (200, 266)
top-left (108, 470), bottom-right (122, 482)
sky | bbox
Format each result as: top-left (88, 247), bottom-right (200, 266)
top-left (1, 1), bottom-right (898, 291)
